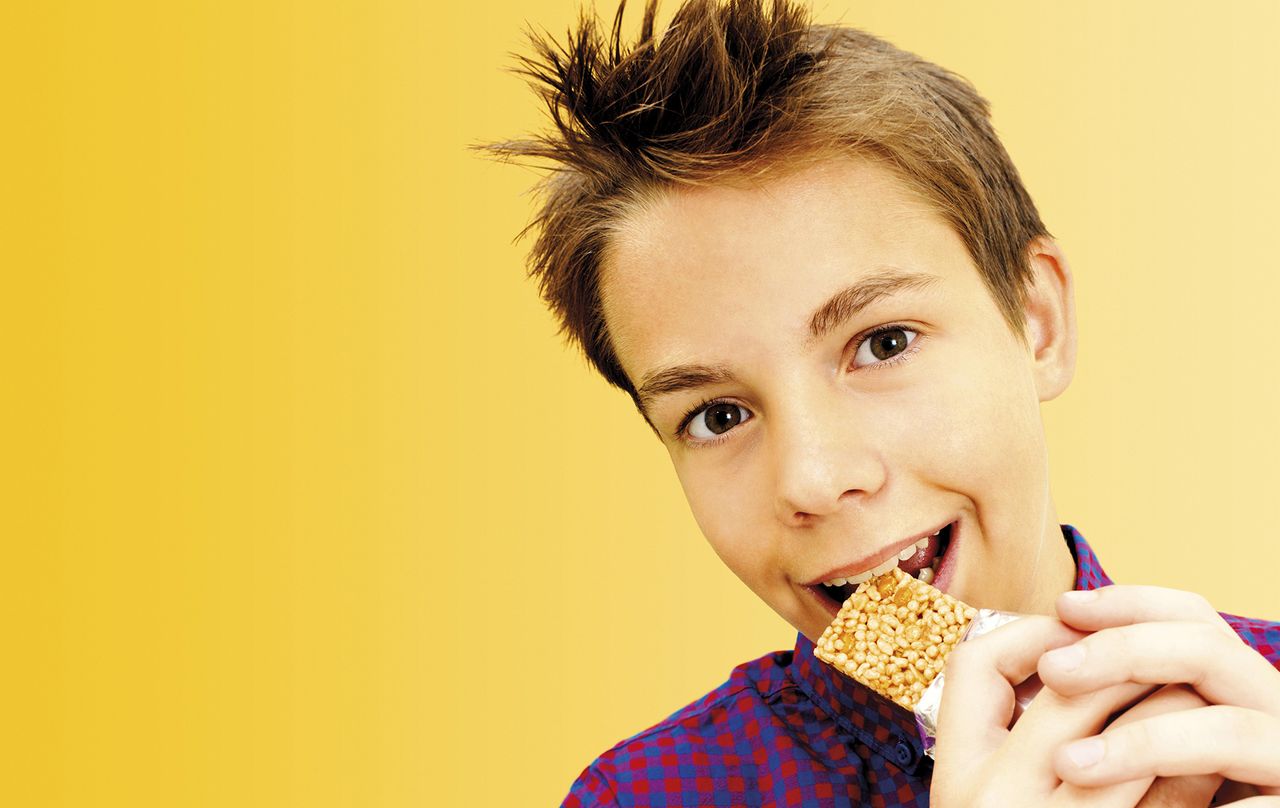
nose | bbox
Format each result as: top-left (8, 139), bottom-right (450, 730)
top-left (771, 399), bottom-right (887, 527)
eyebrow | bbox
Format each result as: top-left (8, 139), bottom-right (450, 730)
top-left (635, 269), bottom-right (941, 419)
top-left (806, 269), bottom-right (941, 344)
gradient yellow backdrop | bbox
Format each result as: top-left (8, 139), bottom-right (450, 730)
top-left (6, 1), bottom-right (1279, 805)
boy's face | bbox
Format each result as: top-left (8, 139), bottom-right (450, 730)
top-left (600, 156), bottom-right (1078, 642)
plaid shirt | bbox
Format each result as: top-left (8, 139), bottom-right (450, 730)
top-left (562, 525), bottom-right (1280, 807)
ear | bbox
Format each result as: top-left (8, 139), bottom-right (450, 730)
top-left (1021, 236), bottom-right (1077, 401)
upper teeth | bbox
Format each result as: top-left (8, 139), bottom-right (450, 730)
top-left (819, 529), bottom-right (941, 588)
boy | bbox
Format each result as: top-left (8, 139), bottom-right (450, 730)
top-left (488, 0), bottom-right (1280, 804)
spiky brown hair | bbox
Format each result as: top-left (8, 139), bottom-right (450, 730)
top-left (484, 0), bottom-right (1049, 412)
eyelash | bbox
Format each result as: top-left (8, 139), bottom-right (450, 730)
top-left (673, 323), bottom-right (924, 447)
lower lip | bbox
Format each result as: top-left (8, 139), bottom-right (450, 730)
top-left (808, 586), bottom-right (843, 620)
top-left (932, 518), bottom-right (960, 593)
top-left (805, 519), bottom-right (962, 619)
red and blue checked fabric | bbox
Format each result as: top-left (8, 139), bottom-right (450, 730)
top-left (562, 525), bottom-right (1280, 807)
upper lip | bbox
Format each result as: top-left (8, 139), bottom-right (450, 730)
top-left (802, 520), bottom-right (952, 586)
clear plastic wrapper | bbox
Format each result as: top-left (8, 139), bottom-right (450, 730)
top-left (915, 608), bottom-right (1041, 759)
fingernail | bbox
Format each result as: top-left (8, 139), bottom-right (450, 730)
top-left (1044, 644), bottom-right (1086, 672)
top-left (1062, 589), bottom-right (1099, 604)
top-left (1065, 737), bottom-right (1105, 768)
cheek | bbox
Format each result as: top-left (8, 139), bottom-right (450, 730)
top-left (673, 458), bottom-right (775, 580)
top-left (920, 350), bottom-right (1048, 516)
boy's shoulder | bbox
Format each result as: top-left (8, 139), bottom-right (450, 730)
top-left (561, 646), bottom-right (801, 807)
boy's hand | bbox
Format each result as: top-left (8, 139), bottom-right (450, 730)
top-left (1036, 586), bottom-right (1280, 797)
top-left (931, 615), bottom-right (1173, 807)
top-left (1099, 683), bottom-right (1225, 805)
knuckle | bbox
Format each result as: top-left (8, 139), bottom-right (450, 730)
top-left (1238, 706), bottom-right (1268, 746)
top-left (1186, 591), bottom-right (1216, 618)
top-left (1090, 628), bottom-right (1135, 680)
top-left (1163, 683), bottom-right (1209, 711)
top-left (1114, 684), bottom-right (1204, 726)
top-left (1106, 625), bottom-right (1134, 659)
top-left (1189, 621), bottom-right (1218, 642)
top-left (944, 641), bottom-right (975, 673)
top-left (1024, 614), bottom-right (1060, 634)
top-left (1129, 719), bottom-right (1157, 761)
top-left (1205, 622), bottom-right (1243, 652)
top-left (1210, 618), bottom-right (1244, 643)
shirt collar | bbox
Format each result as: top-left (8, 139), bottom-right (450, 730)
top-left (1065, 523), bottom-right (1114, 590)
top-left (787, 523), bottom-right (1109, 773)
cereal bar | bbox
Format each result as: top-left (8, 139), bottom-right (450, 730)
top-left (814, 566), bottom-right (977, 711)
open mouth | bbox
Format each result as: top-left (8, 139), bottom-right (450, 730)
top-left (810, 521), bottom-right (955, 611)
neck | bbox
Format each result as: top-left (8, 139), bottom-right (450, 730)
top-left (1025, 502), bottom-right (1079, 616)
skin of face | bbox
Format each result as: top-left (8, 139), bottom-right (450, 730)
top-left (599, 154), bottom-right (1080, 643)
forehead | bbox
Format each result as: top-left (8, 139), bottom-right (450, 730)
top-left (600, 156), bottom-right (979, 383)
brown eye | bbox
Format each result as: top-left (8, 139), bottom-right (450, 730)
top-left (854, 327), bottom-right (918, 367)
top-left (687, 402), bottom-right (752, 440)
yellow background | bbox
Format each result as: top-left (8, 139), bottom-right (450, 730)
top-left (6, 1), bottom-right (1280, 805)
